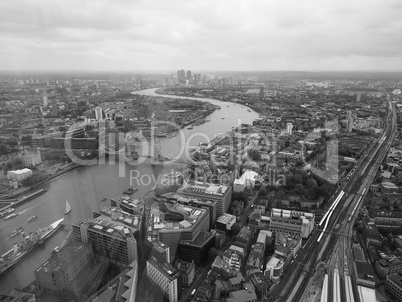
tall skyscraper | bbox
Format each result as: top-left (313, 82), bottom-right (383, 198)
top-left (186, 70), bottom-right (192, 83)
top-left (52, 101), bottom-right (58, 116)
top-left (346, 110), bottom-right (352, 120)
top-left (260, 87), bottom-right (265, 99)
top-left (43, 93), bottom-right (48, 106)
top-left (95, 107), bottom-right (103, 121)
top-left (286, 122), bottom-right (293, 135)
top-left (347, 117), bottom-right (353, 132)
top-left (177, 70), bottom-right (185, 84)
top-left (356, 92), bottom-right (361, 102)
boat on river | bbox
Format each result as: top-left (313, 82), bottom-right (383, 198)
top-left (0, 218), bottom-right (64, 275)
top-left (27, 215), bottom-right (37, 223)
top-left (0, 208), bottom-right (15, 218)
top-left (10, 227), bottom-right (24, 238)
top-left (64, 200), bottom-right (71, 215)
top-left (4, 213), bottom-right (18, 220)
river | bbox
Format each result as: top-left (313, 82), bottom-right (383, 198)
top-left (0, 88), bottom-right (259, 292)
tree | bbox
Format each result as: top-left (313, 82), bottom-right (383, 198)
top-left (258, 188), bottom-right (268, 197)
top-left (247, 148), bottom-right (261, 161)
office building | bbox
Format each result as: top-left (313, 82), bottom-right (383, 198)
top-left (150, 239), bottom-right (171, 264)
top-left (173, 259), bottom-right (195, 287)
top-left (346, 110), bottom-right (352, 120)
top-left (148, 202), bottom-right (210, 262)
top-left (72, 207), bottom-right (140, 267)
top-left (362, 220), bottom-right (382, 247)
top-left (35, 241), bottom-right (95, 301)
top-left (269, 208), bottom-right (315, 239)
top-left (356, 92), bottom-right (361, 102)
top-left (347, 117), bottom-right (353, 132)
top-left (177, 182), bottom-right (232, 217)
top-left (216, 213), bottom-right (237, 232)
top-left (386, 273), bottom-right (402, 301)
top-left (249, 272), bottom-right (269, 300)
top-left (95, 106), bottom-right (103, 121)
top-left (146, 256), bottom-right (182, 302)
top-left (160, 192), bottom-right (218, 228)
top-left (52, 101), bottom-right (58, 116)
top-left (186, 70), bottom-right (192, 83)
top-left (177, 70), bottom-right (186, 84)
top-left (286, 122), bottom-right (293, 135)
top-left (178, 230), bottom-right (215, 266)
top-left (43, 93), bottom-right (48, 106)
top-left (110, 195), bottom-right (145, 216)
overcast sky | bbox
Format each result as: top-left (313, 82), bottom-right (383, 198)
top-left (1, 0), bottom-right (401, 71)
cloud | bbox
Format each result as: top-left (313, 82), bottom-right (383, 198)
top-left (0, 0), bottom-right (401, 71)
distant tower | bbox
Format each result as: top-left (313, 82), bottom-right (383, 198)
top-left (260, 87), bottom-right (265, 99)
top-left (347, 117), bottom-right (353, 132)
top-left (177, 70), bottom-right (186, 84)
top-left (186, 70), bottom-right (192, 83)
top-left (95, 107), bottom-right (103, 121)
top-left (286, 122), bottom-right (293, 135)
top-left (52, 101), bottom-right (58, 116)
top-left (356, 92), bottom-right (361, 102)
top-left (346, 110), bottom-right (352, 120)
top-left (43, 93), bottom-right (48, 106)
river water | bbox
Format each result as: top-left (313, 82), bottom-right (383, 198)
top-left (0, 88), bottom-right (259, 292)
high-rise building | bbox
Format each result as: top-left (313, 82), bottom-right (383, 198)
top-left (356, 92), bottom-right (361, 102)
top-left (177, 70), bottom-right (186, 84)
top-left (52, 101), bottom-right (58, 116)
top-left (146, 256), bottom-right (182, 302)
top-left (149, 202), bottom-right (210, 262)
top-left (176, 182), bottom-right (232, 217)
top-left (386, 273), bottom-right (402, 301)
top-left (346, 110), bottom-right (352, 120)
top-left (286, 122), bottom-right (293, 135)
top-left (43, 93), bottom-right (48, 106)
top-left (72, 207), bottom-right (141, 267)
top-left (35, 241), bottom-right (95, 300)
top-left (347, 117), bottom-right (353, 132)
top-left (186, 70), bottom-right (192, 83)
top-left (260, 87), bottom-right (265, 99)
top-left (95, 107), bottom-right (103, 121)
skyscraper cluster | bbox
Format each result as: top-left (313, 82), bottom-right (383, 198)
top-left (176, 69), bottom-right (203, 85)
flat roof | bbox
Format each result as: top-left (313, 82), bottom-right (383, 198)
top-left (36, 241), bottom-right (91, 274)
top-left (179, 230), bottom-right (214, 247)
top-left (357, 286), bottom-right (376, 302)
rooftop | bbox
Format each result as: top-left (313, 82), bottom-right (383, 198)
top-left (178, 181), bottom-right (230, 199)
top-left (179, 230), bottom-right (214, 247)
top-left (147, 256), bottom-right (180, 281)
top-left (217, 213), bottom-right (237, 225)
top-left (152, 202), bottom-right (208, 231)
top-left (36, 241), bottom-right (92, 274)
top-left (387, 273), bottom-right (402, 288)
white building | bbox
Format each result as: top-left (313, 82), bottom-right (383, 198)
top-left (95, 107), bottom-right (103, 121)
top-left (146, 256), bottom-right (180, 302)
top-left (269, 208), bottom-right (315, 239)
top-left (43, 93), bottom-right (48, 106)
top-left (286, 122), bottom-right (293, 135)
top-left (7, 168), bottom-right (32, 182)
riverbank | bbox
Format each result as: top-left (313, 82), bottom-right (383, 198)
top-left (0, 159), bottom-right (97, 212)
top-left (155, 87), bottom-right (263, 116)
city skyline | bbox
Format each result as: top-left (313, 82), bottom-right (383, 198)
top-left (1, 0), bottom-right (402, 71)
